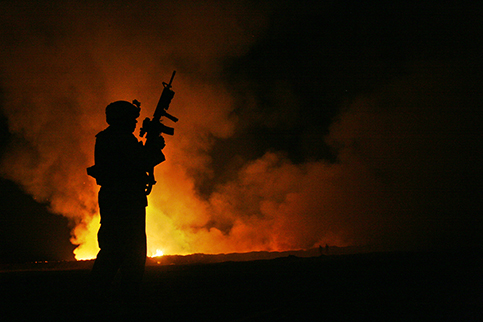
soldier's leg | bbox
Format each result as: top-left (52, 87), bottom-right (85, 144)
top-left (88, 224), bottom-right (124, 302)
top-left (119, 215), bottom-right (147, 301)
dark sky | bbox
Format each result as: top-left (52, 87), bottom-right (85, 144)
top-left (1, 1), bottom-right (482, 262)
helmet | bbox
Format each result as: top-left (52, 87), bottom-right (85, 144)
top-left (105, 101), bottom-right (140, 125)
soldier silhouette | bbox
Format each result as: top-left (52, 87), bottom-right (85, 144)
top-left (87, 100), bottom-right (166, 306)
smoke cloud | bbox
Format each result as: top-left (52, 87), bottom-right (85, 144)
top-left (1, 1), bottom-right (481, 259)
top-left (0, 0), bottom-right (271, 258)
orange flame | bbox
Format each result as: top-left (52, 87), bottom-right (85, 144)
top-left (150, 249), bottom-right (164, 258)
top-left (1, 1), bottom-right (363, 262)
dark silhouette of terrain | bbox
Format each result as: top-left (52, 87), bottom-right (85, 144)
top-left (1, 250), bottom-right (482, 321)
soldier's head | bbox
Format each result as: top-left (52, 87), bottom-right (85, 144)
top-left (105, 100), bottom-right (140, 131)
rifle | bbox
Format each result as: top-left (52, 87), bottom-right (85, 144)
top-left (137, 70), bottom-right (178, 195)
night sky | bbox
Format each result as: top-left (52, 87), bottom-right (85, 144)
top-left (1, 1), bottom-right (482, 262)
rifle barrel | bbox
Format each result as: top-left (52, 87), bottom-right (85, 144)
top-left (168, 71), bottom-right (176, 87)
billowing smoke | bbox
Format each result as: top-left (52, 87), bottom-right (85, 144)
top-left (1, 1), bottom-right (481, 259)
top-left (0, 0), bottom-right (271, 258)
top-left (194, 60), bottom-right (482, 253)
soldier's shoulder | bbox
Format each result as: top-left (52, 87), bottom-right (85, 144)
top-left (95, 127), bottom-right (110, 138)
top-left (96, 127), bottom-right (126, 139)
top-left (96, 127), bottom-right (139, 145)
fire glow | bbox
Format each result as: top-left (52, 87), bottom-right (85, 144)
top-left (0, 11), bottom-right (417, 259)
top-left (1, 1), bottom-right (477, 262)
top-left (151, 250), bottom-right (164, 258)
top-left (0, 1), bottom-right (363, 261)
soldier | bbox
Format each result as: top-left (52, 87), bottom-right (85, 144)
top-left (87, 100), bottom-right (166, 305)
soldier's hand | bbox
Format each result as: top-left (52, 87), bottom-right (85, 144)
top-left (156, 136), bottom-right (166, 150)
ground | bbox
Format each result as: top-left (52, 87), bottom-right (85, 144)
top-left (1, 251), bottom-right (482, 321)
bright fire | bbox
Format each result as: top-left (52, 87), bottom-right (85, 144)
top-left (68, 150), bottom-right (348, 262)
top-left (0, 2), bottom-right (354, 262)
top-left (151, 249), bottom-right (164, 258)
